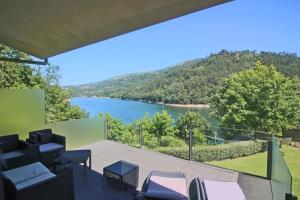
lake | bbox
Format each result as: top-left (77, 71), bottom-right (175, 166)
top-left (71, 97), bottom-right (219, 127)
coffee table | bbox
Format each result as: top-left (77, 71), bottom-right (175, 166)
top-left (103, 160), bottom-right (139, 189)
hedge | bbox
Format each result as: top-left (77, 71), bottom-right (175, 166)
top-left (157, 140), bottom-right (267, 162)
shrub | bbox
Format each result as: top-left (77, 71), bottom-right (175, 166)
top-left (142, 131), bottom-right (159, 149)
top-left (159, 135), bottom-right (186, 147)
top-left (157, 140), bottom-right (267, 162)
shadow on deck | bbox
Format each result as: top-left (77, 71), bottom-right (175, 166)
top-left (74, 140), bottom-right (272, 200)
top-left (74, 165), bottom-right (135, 200)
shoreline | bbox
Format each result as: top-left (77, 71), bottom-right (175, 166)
top-left (73, 96), bottom-right (210, 109)
top-left (165, 103), bottom-right (210, 109)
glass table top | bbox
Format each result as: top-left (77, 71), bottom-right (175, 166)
top-left (104, 160), bottom-right (138, 176)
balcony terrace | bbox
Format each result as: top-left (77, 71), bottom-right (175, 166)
top-left (0, 1), bottom-right (297, 200)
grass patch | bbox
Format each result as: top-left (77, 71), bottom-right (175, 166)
top-left (283, 145), bottom-right (300, 198)
top-left (207, 150), bottom-right (268, 177)
top-left (206, 145), bottom-right (300, 197)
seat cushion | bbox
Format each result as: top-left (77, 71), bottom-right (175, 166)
top-left (0, 150), bottom-right (26, 160)
top-left (2, 162), bottom-right (55, 190)
top-left (146, 171), bottom-right (188, 200)
top-left (39, 143), bottom-right (64, 153)
top-left (204, 180), bottom-right (246, 200)
top-left (0, 134), bottom-right (19, 153)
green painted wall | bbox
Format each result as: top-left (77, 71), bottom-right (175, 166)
top-left (0, 89), bottom-right (45, 139)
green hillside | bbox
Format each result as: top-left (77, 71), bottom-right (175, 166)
top-left (67, 50), bottom-right (300, 104)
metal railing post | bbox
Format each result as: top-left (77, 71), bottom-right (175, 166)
top-left (139, 125), bottom-right (142, 148)
top-left (189, 128), bottom-right (192, 161)
top-left (104, 118), bottom-right (108, 140)
top-left (267, 137), bottom-right (273, 180)
top-left (214, 131), bottom-right (217, 145)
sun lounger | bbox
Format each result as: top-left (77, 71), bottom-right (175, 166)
top-left (189, 178), bottom-right (246, 200)
top-left (137, 170), bottom-right (189, 200)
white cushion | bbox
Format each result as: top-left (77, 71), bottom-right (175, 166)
top-left (204, 180), bottom-right (246, 200)
top-left (2, 162), bottom-right (55, 190)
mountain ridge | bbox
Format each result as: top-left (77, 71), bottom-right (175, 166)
top-left (66, 50), bottom-right (300, 104)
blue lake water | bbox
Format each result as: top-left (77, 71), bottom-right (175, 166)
top-left (71, 97), bottom-right (219, 127)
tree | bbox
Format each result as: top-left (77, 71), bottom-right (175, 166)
top-left (104, 113), bottom-right (134, 144)
top-left (210, 62), bottom-right (300, 136)
top-left (151, 110), bottom-right (175, 137)
top-left (176, 111), bottom-right (210, 145)
top-left (132, 114), bottom-right (159, 148)
top-left (0, 44), bottom-right (87, 123)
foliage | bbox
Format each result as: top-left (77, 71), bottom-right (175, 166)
top-left (151, 111), bottom-right (175, 137)
top-left (0, 44), bottom-right (87, 123)
top-left (104, 111), bottom-right (213, 148)
top-left (157, 140), bottom-right (267, 162)
top-left (68, 50), bottom-right (300, 104)
top-left (133, 114), bottom-right (159, 148)
top-left (210, 62), bottom-right (300, 136)
top-left (176, 111), bottom-right (211, 145)
top-left (45, 85), bottom-right (87, 122)
top-left (105, 113), bottom-right (137, 145)
top-left (159, 135), bottom-right (186, 147)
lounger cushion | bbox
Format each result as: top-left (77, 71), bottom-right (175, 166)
top-left (39, 143), bottom-right (64, 153)
top-left (204, 180), bottom-right (246, 200)
top-left (2, 162), bottom-right (55, 190)
top-left (146, 171), bottom-right (188, 200)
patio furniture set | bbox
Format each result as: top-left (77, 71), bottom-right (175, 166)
top-left (1, 129), bottom-right (247, 200)
top-left (0, 129), bottom-right (91, 200)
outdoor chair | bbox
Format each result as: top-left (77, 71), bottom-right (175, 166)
top-left (1, 162), bottom-right (74, 200)
top-left (136, 170), bottom-right (189, 200)
top-left (189, 178), bottom-right (246, 200)
top-left (27, 129), bottom-right (65, 167)
top-left (0, 134), bottom-right (39, 170)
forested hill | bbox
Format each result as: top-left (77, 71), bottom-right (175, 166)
top-left (67, 50), bottom-right (300, 104)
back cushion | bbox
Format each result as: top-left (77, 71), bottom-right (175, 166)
top-left (30, 129), bottom-right (52, 144)
top-left (36, 129), bottom-right (52, 144)
top-left (39, 133), bottom-right (52, 144)
top-left (0, 134), bottom-right (19, 153)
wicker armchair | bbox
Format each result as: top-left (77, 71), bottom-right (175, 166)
top-left (0, 134), bottom-right (39, 170)
top-left (27, 129), bottom-right (65, 167)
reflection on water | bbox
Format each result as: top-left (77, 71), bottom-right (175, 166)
top-left (71, 97), bottom-right (219, 128)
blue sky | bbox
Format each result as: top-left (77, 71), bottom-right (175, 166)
top-left (50, 0), bottom-right (300, 86)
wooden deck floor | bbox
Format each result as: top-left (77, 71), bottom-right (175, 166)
top-left (75, 140), bottom-right (272, 200)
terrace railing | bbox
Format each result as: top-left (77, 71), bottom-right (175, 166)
top-left (267, 136), bottom-right (295, 200)
top-left (47, 116), bottom-right (105, 149)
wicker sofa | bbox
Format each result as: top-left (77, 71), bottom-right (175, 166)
top-left (1, 162), bottom-right (74, 200)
